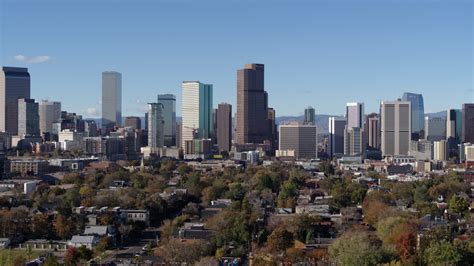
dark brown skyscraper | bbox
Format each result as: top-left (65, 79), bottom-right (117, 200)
top-left (124, 116), bottom-right (141, 130)
top-left (462, 103), bottom-right (474, 143)
top-left (217, 103), bottom-right (232, 152)
top-left (236, 63), bottom-right (270, 144)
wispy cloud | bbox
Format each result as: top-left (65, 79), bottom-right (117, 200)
top-left (84, 107), bottom-right (100, 118)
top-left (14, 54), bottom-right (52, 64)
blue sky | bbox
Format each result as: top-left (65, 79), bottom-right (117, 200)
top-left (1, 0), bottom-right (472, 118)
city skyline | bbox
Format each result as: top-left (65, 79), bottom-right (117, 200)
top-left (1, 0), bottom-right (472, 117)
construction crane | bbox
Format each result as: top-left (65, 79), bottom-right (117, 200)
top-left (183, 125), bottom-right (199, 140)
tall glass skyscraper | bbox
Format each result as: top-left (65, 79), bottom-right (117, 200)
top-left (402, 92), bottom-right (424, 140)
top-left (102, 71), bottom-right (122, 131)
top-left (147, 103), bottom-right (164, 148)
top-left (181, 81), bottom-right (213, 148)
top-left (158, 94), bottom-right (176, 147)
top-left (304, 106), bottom-right (315, 125)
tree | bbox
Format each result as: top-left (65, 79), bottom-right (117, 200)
top-left (423, 241), bottom-right (462, 265)
top-left (448, 195), bottom-right (469, 216)
top-left (53, 215), bottom-right (75, 240)
top-left (64, 247), bottom-right (80, 265)
top-left (267, 225), bottom-right (294, 253)
top-left (329, 230), bottom-right (385, 266)
top-left (31, 213), bottom-right (53, 239)
top-left (160, 239), bottom-right (208, 264)
top-left (395, 232), bottom-right (416, 261)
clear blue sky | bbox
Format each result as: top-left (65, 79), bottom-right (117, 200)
top-left (1, 0), bottom-right (472, 118)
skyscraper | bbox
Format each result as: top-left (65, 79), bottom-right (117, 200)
top-left (278, 124), bottom-right (317, 159)
top-left (346, 102), bottom-right (364, 129)
top-left (433, 140), bottom-right (448, 161)
top-left (18, 98), bottom-right (39, 136)
top-left (402, 92), bottom-right (425, 140)
top-left (345, 102), bottom-right (364, 156)
top-left (424, 116), bottom-right (446, 142)
top-left (304, 106), bottom-right (315, 125)
top-left (344, 127), bottom-right (363, 156)
top-left (158, 94), bottom-right (177, 147)
top-left (0, 67), bottom-right (31, 135)
top-left (462, 103), bottom-right (474, 143)
top-left (236, 63), bottom-right (271, 145)
top-left (365, 113), bottom-right (380, 149)
top-left (102, 71), bottom-right (122, 131)
top-left (124, 116), bottom-right (141, 130)
top-left (181, 81), bottom-right (213, 148)
top-left (447, 109), bottom-right (462, 140)
top-left (147, 103), bottom-right (164, 148)
top-left (328, 117), bottom-right (346, 157)
top-left (216, 103), bottom-right (232, 152)
top-left (38, 100), bottom-right (61, 134)
top-left (380, 100), bottom-right (411, 156)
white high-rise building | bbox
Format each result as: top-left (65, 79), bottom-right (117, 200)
top-left (181, 81), bottom-right (213, 148)
top-left (147, 103), bottom-right (164, 148)
top-left (346, 102), bottom-right (364, 129)
top-left (39, 100), bottom-right (61, 134)
top-left (433, 140), bottom-right (447, 161)
top-left (380, 100), bottom-right (411, 156)
top-left (344, 127), bottom-right (363, 156)
top-left (102, 71), bottom-right (122, 131)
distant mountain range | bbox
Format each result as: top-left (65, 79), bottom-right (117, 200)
top-left (85, 111), bottom-right (447, 135)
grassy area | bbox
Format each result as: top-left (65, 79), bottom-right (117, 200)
top-left (0, 248), bottom-right (42, 265)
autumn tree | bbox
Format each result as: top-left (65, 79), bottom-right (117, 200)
top-left (53, 215), bottom-right (75, 240)
top-left (329, 230), bottom-right (385, 266)
top-left (267, 225), bottom-right (294, 253)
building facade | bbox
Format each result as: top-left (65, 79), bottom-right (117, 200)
top-left (124, 116), bottom-right (141, 130)
top-left (158, 94), bottom-right (177, 147)
top-left (365, 113), bottom-right (380, 149)
top-left (380, 101), bottom-right (411, 156)
top-left (344, 127), bottom-right (363, 156)
top-left (0, 67), bottom-right (31, 135)
top-left (402, 92), bottom-right (425, 140)
top-left (346, 102), bottom-right (364, 129)
top-left (462, 103), bottom-right (474, 143)
top-left (102, 71), bottom-right (122, 131)
top-left (328, 117), bottom-right (346, 157)
top-left (278, 124), bottom-right (317, 160)
top-left (216, 103), bottom-right (232, 152)
top-left (424, 116), bottom-right (446, 142)
top-left (18, 98), bottom-right (39, 136)
top-left (304, 106), bottom-right (315, 125)
top-left (181, 81), bottom-right (213, 148)
top-left (235, 64), bottom-right (271, 145)
top-left (147, 103), bottom-right (164, 148)
top-left (38, 100), bottom-right (61, 134)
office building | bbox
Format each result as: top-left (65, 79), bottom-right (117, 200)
top-left (446, 109), bottom-right (462, 141)
top-left (235, 63), bottom-right (271, 145)
top-left (424, 116), bottom-right (446, 142)
top-left (462, 103), bottom-right (474, 143)
top-left (38, 100), bottom-right (61, 134)
top-left (346, 102), bottom-right (364, 129)
top-left (278, 124), bottom-right (317, 160)
top-left (124, 116), bottom-right (141, 130)
top-left (18, 98), bottom-right (39, 136)
top-left (304, 106), bottom-right (315, 125)
top-left (158, 94), bottom-right (177, 147)
top-left (216, 103), bottom-right (232, 152)
top-left (102, 71), bottom-right (122, 131)
top-left (147, 103), bottom-right (164, 148)
top-left (365, 113), bottom-right (380, 149)
top-left (344, 127), bottom-right (363, 156)
top-left (402, 92), bottom-right (425, 140)
top-left (433, 140), bottom-right (448, 161)
top-left (328, 117), bottom-right (346, 157)
top-left (268, 107), bottom-right (277, 151)
top-left (176, 122), bottom-right (182, 149)
top-left (409, 140), bottom-right (432, 161)
top-left (181, 81), bottom-right (213, 148)
top-left (380, 100), bottom-right (411, 156)
top-left (0, 67), bottom-right (31, 135)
